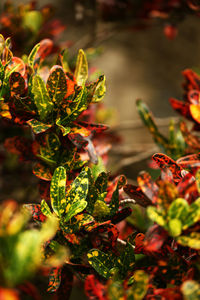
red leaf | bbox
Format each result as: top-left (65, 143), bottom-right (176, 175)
top-left (123, 184), bottom-right (153, 207)
top-left (152, 153), bottom-right (183, 182)
top-left (137, 171), bottom-right (159, 203)
top-left (85, 275), bottom-right (106, 300)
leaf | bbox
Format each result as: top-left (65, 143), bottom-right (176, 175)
top-left (126, 270), bottom-right (149, 300)
top-left (85, 275), bottom-right (106, 300)
top-left (33, 162), bottom-right (52, 181)
top-left (183, 198), bottom-right (200, 229)
top-left (23, 204), bottom-right (46, 222)
top-left (117, 242), bottom-right (135, 277)
top-left (137, 171), bottom-right (159, 204)
top-left (109, 175), bottom-right (126, 216)
top-left (170, 98), bottom-right (192, 120)
top-left (168, 218), bottom-right (182, 237)
top-left (47, 65), bottom-right (67, 104)
top-left (181, 280), bottom-right (200, 300)
top-left (87, 75), bottom-right (106, 103)
top-left (32, 75), bottom-right (54, 121)
top-left (66, 169), bottom-right (89, 204)
top-left (91, 157), bottom-right (106, 180)
top-left (64, 200), bottom-right (87, 223)
top-left (168, 198), bottom-right (189, 222)
top-left (152, 153), bottom-right (183, 182)
top-left (27, 119), bottom-right (52, 134)
top-left (28, 43), bottom-right (41, 69)
top-left (95, 172), bottom-right (108, 194)
top-left (147, 206), bottom-right (166, 227)
top-left (189, 104), bottom-right (200, 124)
top-left (74, 49), bottom-right (88, 86)
top-left (22, 11), bottom-right (43, 33)
top-left (93, 200), bottom-right (110, 219)
top-left (87, 249), bottom-right (113, 279)
top-left (50, 166), bottom-right (67, 216)
top-left (177, 232), bottom-right (200, 250)
top-left (6, 57), bottom-right (26, 78)
top-left (195, 169), bottom-right (200, 193)
top-left (123, 184), bottom-right (152, 207)
top-left (33, 39), bottom-right (53, 71)
top-left (47, 267), bottom-right (62, 292)
top-left (41, 199), bottom-right (52, 217)
top-left (9, 72), bottom-right (25, 98)
top-left (136, 99), bottom-right (168, 149)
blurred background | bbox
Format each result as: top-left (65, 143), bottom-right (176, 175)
top-left (1, 0), bottom-right (200, 196)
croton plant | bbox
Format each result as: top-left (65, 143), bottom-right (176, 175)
top-left (0, 17), bottom-right (200, 300)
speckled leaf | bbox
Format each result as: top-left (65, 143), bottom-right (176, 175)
top-left (147, 206), bottom-right (166, 227)
top-left (109, 175), bottom-right (126, 216)
top-left (47, 65), bottom-right (67, 104)
top-left (168, 198), bottom-right (189, 223)
top-left (6, 57), bottom-right (26, 78)
top-left (123, 184), bottom-right (152, 207)
top-left (177, 232), bottom-right (200, 249)
top-left (66, 169), bottom-right (89, 204)
top-left (152, 153), bottom-right (183, 182)
top-left (47, 267), bottom-right (62, 292)
top-left (24, 204), bottom-right (46, 222)
top-left (9, 72), bottom-right (25, 97)
top-left (127, 270), bottom-right (149, 300)
top-left (41, 199), bottom-right (52, 217)
top-left (64, 200), bottom-right (87, 223)
top-left (50, 166), bottom-right (67, 216)
top-left (61, 213), bottom-right (94, 234)
top-left (87, 75), bottom-right (106, 103)
top-left (137, 171), bottom-right (159, 204)
top-left (27, 119), bottom-right (52, 134)
top-left (74, 49), bottom-right (88, 86)
top-left (117, 242), bottom-right (135, 277)
top-left (181, 280), bottom-right (200, 300)
top-left (28, 43), bottom-right (40, 69)
top-left (32, 75), bottom-right (54, 121)
top-left (33, 162), bottom-right (52, 181)
top-left (58, 86), bottom-right (88, 126)
top-left (183, 197), bottom-right (200, 229)
top-left (95, 172), bottom-right (108, 194)
top-left (87, 249), bottom-right (113, 279)
top-left (195, 169), bottom-right (200, 193)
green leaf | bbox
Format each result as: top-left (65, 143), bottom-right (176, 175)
top-left (32, 75), bottom-right (54, 121)
top-left (168, 218), bottom-right (182, 237)
top-left (109, 175), bottom-right (126, 216)
top-left (136, 99), bottom-right (168, 150)
top-left (126, 270), bottom-right (149, 300)
top-left (64, 200), bottom-right (87, 223)
top-left (27, 119), bottom-right (52, 134)
top-left (87, 249), bottom-right (114, 279)
top-left (183, 198), bottom-right (200, 229)
top-left (177, 232), bottom-right (200, 250)
top-left (117, 242), bottom-right (135, 277)
top-left (195, 169), bottom-right (200, 193)
top-left (181, 280), bottom-right (200, 300)
top-left (41, 199), bottom-right (52, 217)
top-left (66, 169), bottom-right (89, 204)
top-left (74, 49), bottom-right (88, 86)
top-left (28, 43), bottom-right (40, 69)
top-left (22, 11), bottom-right (43, 33)
top-left (0, 34), bottom-right (5, 55)
top-left (168, 198), bottom-right (189, 223)
top-left (91, 157), bottom-right (106, 180)
top-left (91, 75), bottom-right (106, 103)
top-left (47, 66), bottom-right (67, 104)
top-left (50, 167), bottom-right (67, 216)
top-left (95, 172), bottom-right (108, 194)
top-left (147, 206), bottom-right (166, 227)
top-left (93, 200), bottom-right (110, 219)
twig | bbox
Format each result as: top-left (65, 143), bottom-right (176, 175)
top-left (117, 238), bottom-right (135, 249)
top-left (120, 199), bottom-right (136, 205)
top-left (118, 146), bottom-right (158, 168)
